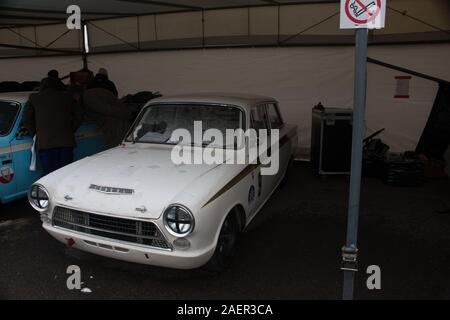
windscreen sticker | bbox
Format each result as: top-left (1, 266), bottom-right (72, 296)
top-left (0, 165), bottom-right (14, 184)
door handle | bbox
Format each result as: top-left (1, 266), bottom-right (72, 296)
top-left (2, 159), bottom-right (12, 165)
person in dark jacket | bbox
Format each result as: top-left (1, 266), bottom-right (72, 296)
top-left (83, 88), bottom-right (131, 147)
top-left (47, 69), bottom-right (66, 91)
top-left (23, 77), bottom-right (83, 176)
top-left (86, 68), bottom-right (118, 97)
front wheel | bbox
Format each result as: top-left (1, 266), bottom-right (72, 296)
top-left (204, 213), bottom-right (239, 272)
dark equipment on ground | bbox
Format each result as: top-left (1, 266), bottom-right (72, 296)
top-left (382, 152), bottom-right (425, 187)
top-left (362, 128), bottom-right (390, 177)
top-left (361, 128), bottom-right (425, 186)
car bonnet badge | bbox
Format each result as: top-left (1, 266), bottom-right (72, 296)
top-left (89, 184), bottom-right (134, 195)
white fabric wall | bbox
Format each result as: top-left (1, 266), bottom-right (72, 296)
top-left (88, 46), bottom-right (354, 152)
top-left (1, 44), bottom-right (448, 153)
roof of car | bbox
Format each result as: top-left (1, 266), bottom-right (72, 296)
top-left (0, 91), bottom-right (33, 103)
top-left (149, 92), bottom-right (277, 110)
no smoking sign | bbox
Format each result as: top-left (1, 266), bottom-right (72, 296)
top-left (340, 0), bottom-right (386, 29)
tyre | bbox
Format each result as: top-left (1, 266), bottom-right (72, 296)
top-left (205, 212), bottom-right (240, 272)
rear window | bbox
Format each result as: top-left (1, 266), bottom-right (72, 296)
top-left (0, 101), bottom-right (20, 136)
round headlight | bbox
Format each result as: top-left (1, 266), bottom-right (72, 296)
top-left (28, 184), bottom-right (50, 211)
top-left (163, 205), bottom-right (194, 237)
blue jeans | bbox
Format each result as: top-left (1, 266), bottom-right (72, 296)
top-left (39, 147), bottom-right (74, 176)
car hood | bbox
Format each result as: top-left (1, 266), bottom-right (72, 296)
top-left (46, 144), bottom-right (225, 219)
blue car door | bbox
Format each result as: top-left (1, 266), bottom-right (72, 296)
top-left (0, 100), bottom-right (21, 203)
top-left (9, 121), bottom-right (108, 201)
top-left (10, 130), bottom-right (41, 199)
top-left (1, 97), bottom-right (108, 204)
top-left (0, 138), bottom-right (17, 203)
top-left (74, 121), bottom-right (108, 160)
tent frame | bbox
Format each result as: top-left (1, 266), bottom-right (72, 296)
top-left (1, 2), bottom-right (449, 59)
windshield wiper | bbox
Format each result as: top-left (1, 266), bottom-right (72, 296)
top-left (189, 141), bottom-right (217, 148)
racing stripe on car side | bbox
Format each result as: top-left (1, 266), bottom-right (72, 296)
top-left (202, 163), bottom-right (259, 208)
top-left (0, 144), bottom-right (30, 155)
top-left (0, 146), bottom-right (11, 155)
top-left (201, 133), bottom-right (293, 208)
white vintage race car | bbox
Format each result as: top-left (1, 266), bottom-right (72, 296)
top-left (28, 93), bottom-right (298, 270)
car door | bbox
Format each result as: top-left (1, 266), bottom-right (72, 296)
top-left (0, 100), bottom-right (21, 203)
top-left (11, 119), bottom-right (108, 197)
top-left (265, 102), bottom-right (291, 185)
top-left (248, 103), bottom-right (272, 214)
top-left (73, 121), bottom-right (108, 161)
top-left (0, 139), bottom-right (16, 203)
top-left (10, 113), bottom-right (41, 199)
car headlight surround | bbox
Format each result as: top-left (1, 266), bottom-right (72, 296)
top-left (28, 184), bottom-right (50, 212)
top-left (163, 204), bottom-right (195, 237)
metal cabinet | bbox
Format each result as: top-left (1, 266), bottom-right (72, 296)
top-left (311, 106), bottom-right (353, 175)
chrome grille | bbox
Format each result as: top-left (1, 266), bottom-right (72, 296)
top-left (52, 206), bottom-right (171, 250)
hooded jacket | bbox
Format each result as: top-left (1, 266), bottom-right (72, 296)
top-left (23, 77), bottom-right (83, 150)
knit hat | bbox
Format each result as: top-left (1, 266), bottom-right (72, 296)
top-left (98, 68), bottom-right (108, 77)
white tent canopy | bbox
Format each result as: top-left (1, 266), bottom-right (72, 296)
top-left (1, 0), bottom-right (449, 56)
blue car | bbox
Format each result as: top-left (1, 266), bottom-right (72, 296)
top-left (0, 92), bottom-right (108, 204)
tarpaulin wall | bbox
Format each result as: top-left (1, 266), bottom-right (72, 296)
top-left (0, 43), bottom-right (448, 154)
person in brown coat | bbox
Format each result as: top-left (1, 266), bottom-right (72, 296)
top-left (23, 77), bottom-right (83, 175)
top-left (82, 88), bottom-right (132, 147)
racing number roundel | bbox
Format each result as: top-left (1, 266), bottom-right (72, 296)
top-left (345, 0), bottom-right (382, 25)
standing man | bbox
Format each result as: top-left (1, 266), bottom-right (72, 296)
top-left (23, 77), bottom-right (83, 176)
top-left (86, 68), bottom-right (118, 97)
top-left (47, 69), bottom-right (67, 91)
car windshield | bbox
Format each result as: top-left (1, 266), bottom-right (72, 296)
top-left (0, 101), bottom-right (19, 136)
top-left (127, 104), bottom-right (243, 148)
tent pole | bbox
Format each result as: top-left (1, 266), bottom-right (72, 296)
top-left (342, 27), bottom-right (368, 300)
top-left (81, 20), bottom-right (88, 71)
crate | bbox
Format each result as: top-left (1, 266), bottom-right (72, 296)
top-left (383, 152), bottom-right (425, 186)
top-left (311, 106), bottom-right (353, 175)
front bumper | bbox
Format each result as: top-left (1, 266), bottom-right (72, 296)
top-left (43, 223), bottom-right (215, 269)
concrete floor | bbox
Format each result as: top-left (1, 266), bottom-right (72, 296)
top-left (1, 162), bottom-right (449, 299)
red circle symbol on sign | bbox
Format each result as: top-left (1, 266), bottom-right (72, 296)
top-left (345, 0), bottom-right (382, 24)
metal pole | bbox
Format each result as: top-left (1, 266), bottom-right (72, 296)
top-left (342, 27), bottom-right (368, 300)
top-left (81, 20), bottom-right (88, 71)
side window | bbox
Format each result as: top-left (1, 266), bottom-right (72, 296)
top-left (0, 101), bottom-right (19, 136)
top-left (266, 103), bottom-right (283, 129)
top-left (250, 105), bottom-right (268, 131)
